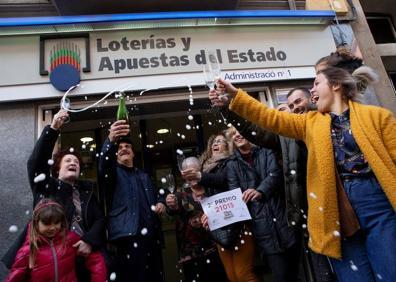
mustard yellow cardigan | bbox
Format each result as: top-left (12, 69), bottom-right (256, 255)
top-left (229, 89), bottom-right (396, 259)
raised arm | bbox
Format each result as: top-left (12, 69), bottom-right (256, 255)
top-left (215, 79), bottom-right (307, 141)
top-left (223, 108), bottom-right (281, 150)
top-left (98, 120), bottom-right (130, 207)
top-left (27, 110), bottom-right (69, 196)
top-left (27, 125), bottom-right (58, 191)
top-left (98, 137), bottom-right (118, 210)
top-left (209, 89), bottom-right (280, 150)
top-left (229, 89), bottom-right (307, 141)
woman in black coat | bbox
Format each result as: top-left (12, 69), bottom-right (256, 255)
top-left (27, 109), bottom-right (105, 252)
top-left (3, 109), bottom-right (105, 279)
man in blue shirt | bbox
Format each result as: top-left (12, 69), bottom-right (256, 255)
top-left (99, 120), bottom-right (166, 282)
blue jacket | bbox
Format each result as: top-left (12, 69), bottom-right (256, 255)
top-left (98, 138), bottom-right (163, 241)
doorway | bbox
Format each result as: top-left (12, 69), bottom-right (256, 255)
top-left (48, 92), bottom-right (228, 281)
top-left (38, 87), bottom-right (266, 281)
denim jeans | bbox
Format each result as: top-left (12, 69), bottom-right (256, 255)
top-left (330, 176), bottom-right (396, 282)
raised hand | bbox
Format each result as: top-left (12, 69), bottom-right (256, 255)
top-left (216, 78), bottom-right (238, 99)
top-left (209, 88), bottom-right (229, 108)
top-left (108, 120), bottom-right (130, 142)
top-left (51, 109), bottom-right (69, 130)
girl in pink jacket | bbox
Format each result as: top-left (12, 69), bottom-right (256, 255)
top-left (7, 199), bottom-right (106, 282)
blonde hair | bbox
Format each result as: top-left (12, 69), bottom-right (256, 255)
top-left (200, 131), bottom-right (232, 166)
top-left (29, 199), bottom-right (68, 268)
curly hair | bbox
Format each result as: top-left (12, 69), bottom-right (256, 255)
top-left (51, 148), bottom-right (82, 178)
top-left (200, 131), bottom-right (232, 166)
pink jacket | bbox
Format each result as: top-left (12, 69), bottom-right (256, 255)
top-left (7, 228), bottom-right (106, 282)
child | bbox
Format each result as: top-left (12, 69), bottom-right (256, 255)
top-left (7, 199), bottom-right (106, 282)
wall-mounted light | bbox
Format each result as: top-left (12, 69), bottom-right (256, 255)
top-left (157, 128), bottom-right (169, 134)
top-left (146, 144), bottom-right (155, 148)
top-left (80, 137), bottom-right (93, 143)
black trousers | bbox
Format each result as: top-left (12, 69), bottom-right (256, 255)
top-left (264, 242), bottom-right (301, 282)
top-left (309, 251), bottom-right (336, 282)
top-left (115, 235), bottom-right (164, 282)
top-left (180, 250), bottom-right (228, 282)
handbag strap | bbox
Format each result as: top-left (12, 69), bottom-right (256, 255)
top-left (335, 170), bottom-right (360, 237)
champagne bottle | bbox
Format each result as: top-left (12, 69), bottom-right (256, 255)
top-left (116, 93), bottom-right (130, 137)
top-left (116, 94), bottom-right (129, 122)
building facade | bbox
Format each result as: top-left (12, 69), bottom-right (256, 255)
top-left (1, 1), bottom-right (395, 280)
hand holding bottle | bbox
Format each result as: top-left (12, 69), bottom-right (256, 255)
top-left (108, 120), bottom-right (130, 142)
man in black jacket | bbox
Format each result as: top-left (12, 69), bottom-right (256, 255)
top-left (98, 120), bottom-right (166, 282)
top-left (210, 88), bottom-right (336, 282)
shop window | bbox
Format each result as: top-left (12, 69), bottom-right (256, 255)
top-left (366, 16), bottom-right (396, 44)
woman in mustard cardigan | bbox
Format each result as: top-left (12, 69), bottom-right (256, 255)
top-left (214, 67), bottom-right (396, 282)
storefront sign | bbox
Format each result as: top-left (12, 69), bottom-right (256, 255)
top-left (0, 25), bottom-right (335, 101)
top-left (89, 25), bottom-right (334, 78)
top-left (201, 188), bottom-right (251, 231)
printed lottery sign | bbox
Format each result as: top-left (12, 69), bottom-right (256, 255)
top-left (200, 188), bottom-right (251, 231)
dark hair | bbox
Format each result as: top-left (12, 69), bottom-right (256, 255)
top-left (51, 148), bottom-right (82, 178)
top-left (29, 199), bottom-right (68, 268)
top-left (316, 46), bottom-right (363, 74)
top-left (117, 136), bottom-right (134, 148)
top-left (286, 87), bottom-right (311, 99)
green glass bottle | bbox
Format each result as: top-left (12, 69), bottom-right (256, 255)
top-left (116, 93), bottom-right (130, 137)
top-left (116, 94), bottom-right (129, 122)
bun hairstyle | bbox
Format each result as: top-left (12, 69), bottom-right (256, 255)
top-left (319, 66), bottom-right (378, 101)
top-left (352, 65), bottom-right (379, 92)
top-left (316, 47), bottom-right (363, 74)
top-left (29, 199), bottom-right (68, 268)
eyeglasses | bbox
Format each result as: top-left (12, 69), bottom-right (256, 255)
top-left (213, 139), bottom-right (227, 145)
